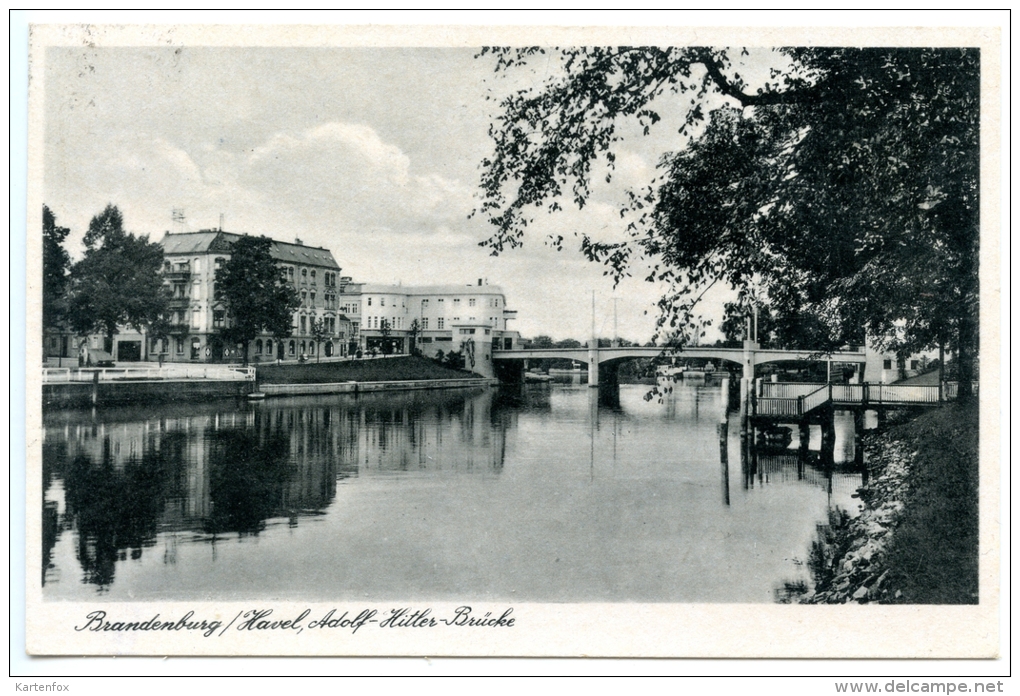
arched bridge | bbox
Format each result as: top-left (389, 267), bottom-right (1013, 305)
top-left (493, 343), bottom-right (867, 386)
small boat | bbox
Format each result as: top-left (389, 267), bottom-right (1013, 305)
top-left (247, 391), bottom-right (267, 401)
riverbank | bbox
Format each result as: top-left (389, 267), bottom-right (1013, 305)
top-left (256, 356), bottom-right (480, 384)
top-left (799, 400), bottom-right (979, 604)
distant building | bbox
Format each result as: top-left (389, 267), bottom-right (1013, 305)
top-left (339, 278), bottom-right (521, 377)
top-left (863, 338), bottom-right (940, 384)
top-left (48, 233), bottom-right (522, 373)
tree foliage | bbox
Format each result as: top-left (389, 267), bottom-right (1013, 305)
top-left (476, 47), bottom-right (980, 393)
top-left (42, 205), bottom-right (71, 331)
top-left (408, 318), bottom-right (422, 356)
top-left (214, 235), bottom-right (299, 365)
top-left (310, 318), bottom-right (331, 363)
top-left (67, 205), bottom-right (169, 345)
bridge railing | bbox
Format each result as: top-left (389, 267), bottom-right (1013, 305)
top-left (42, 366), bottom-right (256, 383)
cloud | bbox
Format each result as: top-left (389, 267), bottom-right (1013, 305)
top-left (237, 121), bottom-right (474, 236)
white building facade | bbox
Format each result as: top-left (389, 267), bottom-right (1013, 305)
top-left (339, 279), bottom-right (521, 376)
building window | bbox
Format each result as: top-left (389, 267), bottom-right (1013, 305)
top-left (310, 270), bottom-right (316, 283)
top-left (469, 298), bottom-right (476, 307)
top-left (452, 317), bottom-right (460, 322)
top-left (289, 340), bottom-right (296, 356)
top-left (453, 299), bottom-right (460, 307)
top-left (301, 290), bottom-right (308, 306)
top-left (422, 318), bottom-right (429, 330)
top-left (214, 257), bottom-right (225, 269)
top-left (883, 359), bottom-right (892, 370)
top-left (422, 299), bottom-right (429, 309)
top-left (288, 267), bottom-right (294, 282)
top-left (266, 339), bottom-right (273, 355)
top-left (213, 310), bottom-right (225, 328)
top-left (300, 316), bottom-right (307, 334)
top-left (176, 338), bottom-right (184, 354)
top-left (310, 291), bottom-right (316, 305)
top-left (302, 268), bottom-right (308, 281)
top-left (381, 298), bottom-right (385, 307)
top-left (459, 328), bottom-right (476, 335)
top-left (438, 298), bottom-right (444, 306)
top-left (437, 318), bottom-right (445, 329)
top-left (191, 308), bottom-right (201, 328)
top-left (255, 339), bottom-right (263, 354)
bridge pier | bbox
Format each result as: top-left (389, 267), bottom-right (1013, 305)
top-left (588, 345), bottom-right (599, 388)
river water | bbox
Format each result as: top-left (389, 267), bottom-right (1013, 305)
top-left (41, 382), bottom-right (863, 603)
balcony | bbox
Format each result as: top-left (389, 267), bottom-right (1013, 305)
top-left (168, 297), bottom-right (191, 310)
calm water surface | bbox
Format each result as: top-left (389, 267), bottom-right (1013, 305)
top-left (42, 382), bottom-right (863, 602)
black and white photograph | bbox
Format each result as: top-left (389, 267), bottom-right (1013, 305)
top-left (20, 18), bottom-right (1002, 663)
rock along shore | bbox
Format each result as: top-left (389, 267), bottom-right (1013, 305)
top-left (799, 402), bottom-right (979, 605)
top-left (800, 430), bottom-right (914, 604)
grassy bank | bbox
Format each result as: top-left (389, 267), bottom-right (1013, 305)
top-left (256, 356), bottom-right (480, 385)
top-left (802, 400), bottom-right (979, 604)
top-left (882, 401), bottom-right (979, 603)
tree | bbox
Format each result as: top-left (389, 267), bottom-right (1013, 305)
top-left (408, 318), bottom-right (422, 356)
top-left (477, 47), bottom-right (979, 396)
top-left (215, 235), bottom-right (299, 365)
top-left (310, 318), bottom-right (331, 363)
top-left (67, 205), bottom-right (169, 351)
top-left (528, 335), bottom-right (555, 348)
top-left (42, 205), bottom-right (71, 333)
top-left (378, 318), bottom-right (393, 355)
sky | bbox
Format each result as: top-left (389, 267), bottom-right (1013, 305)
top-left (42, 45), bottom-right (743, 343)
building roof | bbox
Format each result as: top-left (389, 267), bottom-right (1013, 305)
top-left (358, 283), bottom-right (506, 296)
top-left (160, 231), bottom-right (340, 270)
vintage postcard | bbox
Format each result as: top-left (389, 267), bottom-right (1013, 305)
top-left (24, 21), bottom-right (1002, 658)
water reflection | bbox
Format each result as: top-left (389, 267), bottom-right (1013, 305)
top-left (43, 388), bottom-right (505, 592)
top-left (42, 383), bottom-right (865, 602)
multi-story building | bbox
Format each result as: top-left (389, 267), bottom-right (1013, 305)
top-left (44, 232), bottom-right (522, 374)
top-left (157, 230), bottom-right (351, 363)
top-left (339, 278), bottom-right (521, 376)
top-left (52, 230), bottom-right (350, 365)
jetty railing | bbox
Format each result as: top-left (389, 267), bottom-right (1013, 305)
top-left (43, 365), bottom-right (256, 383)
top-left (801, 384), bottom-right (832, 414)
top-left (760, 382), bottom-right (821, 399)
top-left (753, 380), bottom-right (977, 418)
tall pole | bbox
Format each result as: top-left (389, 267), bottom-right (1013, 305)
top-left (588, 290), bottom-right (599, 388)
top-left (612, 297), bottom-right (620, 347)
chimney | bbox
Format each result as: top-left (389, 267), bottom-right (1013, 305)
top-left (295, 238), bottom-right (303, 245)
